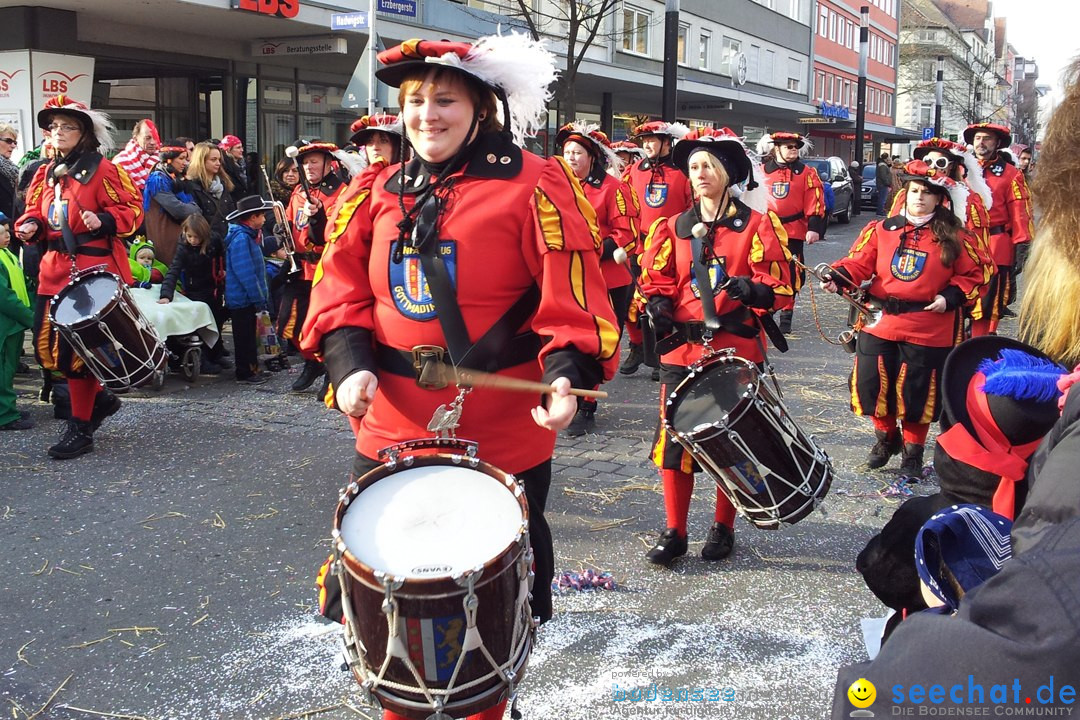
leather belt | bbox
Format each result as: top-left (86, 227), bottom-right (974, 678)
top-left (375, 333), bottom-right (543, 387)
top-left (778, 211), bottom-right (805, 224)
top-left (868, 295), bottom-right (931, 315)
top-left (48, 237), bottom-right (110, 256)
top-left (988, 224), bottom-right (1008, 236)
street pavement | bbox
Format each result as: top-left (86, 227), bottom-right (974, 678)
top-left (0, 211), bottom-right (1019, 720)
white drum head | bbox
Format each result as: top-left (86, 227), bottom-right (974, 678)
top-left (54, 275), bottom-right (119, 326)
top-left (340, 465), bottom-right (524, 580)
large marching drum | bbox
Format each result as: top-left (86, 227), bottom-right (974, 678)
top-left (332, 439), bottom-right (535, 720)
top-left (664, 352), bottom-right (833, 529)
top-left (49, 269), bottom-right (167, 391)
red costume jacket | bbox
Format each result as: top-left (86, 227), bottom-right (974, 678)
top-left (979, 153), bottom-right (1033, 266)
top-left (581, 172), bottom-right (638, 289)
top-left (19, 153), bottom-right (142, 296)
top-left (288, 173), bottom-right (345, 282)
top-left (625, 156), bottom-right (693, 254)
top-left (301, 139), bottom-right (619, 474)
top-left (761, 157), bottom-right (827, 242)
top-left (833, 216), bottom-right (987, 347)
top-left (639, 199), bottom-right (793, 365)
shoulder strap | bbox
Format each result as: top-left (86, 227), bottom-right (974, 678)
top-left (689, 229), bottom-right (721, 330)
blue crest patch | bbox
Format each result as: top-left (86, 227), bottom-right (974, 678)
top-left (690, 257), bottom-right (727, 299)
top-left (730, 459), bottom-right (768, 495)
top-left (644, 183), bottom-right (669, 208)
top-left (770, 181), bottom-right (790, 199)
top-left (402, 613), bottom-right (467, 683)
top-left (294, 208), bottom-right (309, 229)
top-left (890, 247), bottom-right (928, 281)
top-left (47, 198), bottom-right (69, 232)
top-left (389, 241), bottom-right (457, 320)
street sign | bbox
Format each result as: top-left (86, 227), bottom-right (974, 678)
top-left (922, 127), bottom-right (934, 140)
top-left (798, 117), bottom-right (836, 124)
top-left (331, 12), bottom-right (368, 31)
top-left (378, 0), bottom-right (417, 17)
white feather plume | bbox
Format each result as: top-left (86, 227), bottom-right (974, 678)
top-left (946, 181), bottom-right (970, 224)
top-left (331, 148), bottom-right (367, 179)
top-left (755, 133), bottom-right (774, 156)
top-left (82, 108), bottom-right (117, 154)
top-left (959, 148), bottom-right (993, 211)
top-left (436, 30), bottom-right (557, 147)
top-left (563, 120), bottom-right (623, 175)
top-left (740, 156), bottom-right (768, 214)
top-left (665, 122), bottom-right (691, 141)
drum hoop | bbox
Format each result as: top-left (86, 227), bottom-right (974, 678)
top-left (666, 354), bottom-right (760, 436)
top-left (49, 271), bottom-right (124, 329)
top-left (333, 453), bottom-right (530, 591)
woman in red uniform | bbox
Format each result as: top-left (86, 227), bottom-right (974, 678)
top-left (301, 34), bottom-right (618, 720)
top-left (639, 127), bottom-right (793, 567)
top-left (821, 160), bottom-right (987, 474)
top-left (556, 121), bottom-right (639, 435)
top-left (15, 95), bottom-right (142, 459)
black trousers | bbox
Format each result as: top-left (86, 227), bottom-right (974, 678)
top-left (230, 305), bottom-right (259, 379)
top-left (350, 453), bottom-right (555, 624)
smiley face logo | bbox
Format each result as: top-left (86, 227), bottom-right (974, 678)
top-left (848, 678), bottom-right (876, 709)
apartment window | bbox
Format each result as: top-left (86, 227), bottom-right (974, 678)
top-left (843, 79), bottom-right (852, 108)
top-left (844, 20), bottom-right (852, 50)
top-left (835, 76), bottom-right (843, 104)
top-left (919, 103), bottom-right (933, 127)
top-left (884, 92), bottom-right (892, 116)
top-left (677, 23), bottom-right (689, 66)
top-left (787, 0), bottom-right (801, 21)
top-left (622, 5), bottom-right (650, 55)
top-left (699, 32), bottom-right (711, 70)
top-left (819, 4), bottom-right (828, 36)
top-left (748, 44), bottom-right (761, 83)
top-left (829, 9), bottom-right (837, 41)
top-left (722, 36), bottom-right (742, 67)
top-left (787, 58), bottom-right (802, 93)
top-left (815, 70), bottom-right (826, 100)
top-left (762, 48), bottom-right (775, 85)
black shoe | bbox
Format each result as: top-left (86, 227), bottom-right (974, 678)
top-left (215, 357), bottom-right (233, 370)
top-left (565, 405), bottom-right (595, 437)
top-left (49, 419), bottom-right (94, 459)
top-left (290, 360), bottom-right (325, 392)
top-left (200, 361), bottom-right (223, 375)
top-left (238, 374), bottom-right (269, 386)
top-left (16, 360), bottom-right (31, 375)
top-left (1, 416), bottom-right (34, 431)
top-left (867, 428), bottom-right (903, 469)
top-left (701, 522), bottom-right (735, 561)
top-left (316, 375), bottom-right (330, 401)
top-left (899, 443), bottom-right (925, 477)
top-left (650, 367), bottom-right (660, 382)
top-left (619, 343), bottom-right (644, 375)
top-left (89, 390), bottom-right (122, 433)
top-left (1000, 306), bottom-right (1016, 318)
top-left (646, 528), bottom-right (688, 567)
top-left (775, 309), bottom-right (793, 335)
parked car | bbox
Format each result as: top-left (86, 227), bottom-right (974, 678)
top-left (860, 163), bottom-right (878, 209)
top-left (804, 156), bottom-right (853, 224)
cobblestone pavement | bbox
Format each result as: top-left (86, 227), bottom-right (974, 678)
top-left (0, 217), bottom-right (1019, 720)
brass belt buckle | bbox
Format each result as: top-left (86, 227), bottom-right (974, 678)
top-left (411, 345), bottom-right (449, 390)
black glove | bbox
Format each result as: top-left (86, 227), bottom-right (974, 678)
top-left (725, 276), bottom-right (775, 309)
top-left (646, 295), bottom-right (674, 337)
top-left (601, 237), bottom-right (618, 261)
top-left (1014, 242), bottom-right (1030, 275)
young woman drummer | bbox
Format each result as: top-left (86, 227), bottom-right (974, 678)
top-left (301, 33), bottom-right (618, 720)
top-left (821, 160), bottom-right (987, 474)
top-left (15, 95), bottom-right (142, 459)
top-left (639, 127), bottom-right (793, 567)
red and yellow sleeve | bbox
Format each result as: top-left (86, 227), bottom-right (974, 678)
top-left (300, 177), bottom-right (377, 359)
top-left (751, 210), bottom-right (794, 310)
top-left (804, 166), bottom-right (826, 219)
top-left (527, 156), bottom-right (620, 379)
top-left (98, 160), bottom-right (143, 238)
top-left (1009, 171), bottom-right (1034, 245)
top-left (834, 222), bottom-right (880, 283)
top-left (638, 216), bottom-right (678, 301)
top-left (610, 180), bottom-right (639, 252)
top-left (952, 227), bottom-right (991, 303)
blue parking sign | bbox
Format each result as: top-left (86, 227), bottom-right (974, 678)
top-left (922, 127), bottom-right (934, 140)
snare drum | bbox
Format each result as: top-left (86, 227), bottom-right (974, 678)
top-left (332, 441), bottom-right (535, 719)
top-left (49, 270), bottom-right (167, 391)
top-left (665, 353), bottom-right (832, 529)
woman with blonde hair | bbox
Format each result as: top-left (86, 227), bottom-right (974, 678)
top-left (185, 141), bottom-right (236, 252)
top-left (0, 123), bottom-right (18, 219)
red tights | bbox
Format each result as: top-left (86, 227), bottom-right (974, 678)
top-left (871, 414), bottom-right (929, 445)
top-left (661, 469), bottom-right (735, 536)
top-left (68, 376), bottom-right (101, 422)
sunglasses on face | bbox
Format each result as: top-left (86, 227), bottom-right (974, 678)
top-left (927, 156), bottom-right (953, 170)
top-left (0, 138), bottom-right (16, 146)
top-left (780, 144), bottom-right (800, 150)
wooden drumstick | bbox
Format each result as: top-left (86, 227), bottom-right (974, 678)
top-left (453, 368), bottom-right (608, 399)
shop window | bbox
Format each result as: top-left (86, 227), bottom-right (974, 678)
top-left (263, 82), bottom-right (295, 109)
top-left (622, 5), bottom-right (650, 55)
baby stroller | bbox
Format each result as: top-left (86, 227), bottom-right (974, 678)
top-left (128, 285), bottom-right (221, 386)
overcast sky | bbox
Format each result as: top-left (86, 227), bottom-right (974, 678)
top-left (990, 0), bottom-right (1078, 95)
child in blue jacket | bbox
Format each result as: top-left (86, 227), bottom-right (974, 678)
top-left (224, 196), bottom-right (274, 385)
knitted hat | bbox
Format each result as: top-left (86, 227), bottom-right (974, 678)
top-left (219, 135), bottom-right (243, 151)
top-left (376, 33), bottom-right (557, 147)
top-left (915, 504), bottom-right (1012, 612)
top-left (36, 94), bottom-right (117, 153)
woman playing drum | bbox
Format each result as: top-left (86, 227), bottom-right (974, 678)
top-left (301, 33), bottom-right (618, 720)
top-left (639, 127), bottom-right (794, 567)
top-left (820, 160), bottom-right (987, 474)
top-left (15, 95), bottom-right (142, 459)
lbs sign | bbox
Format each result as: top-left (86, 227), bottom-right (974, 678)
top-left (231, 0), bottom-right (300, 19)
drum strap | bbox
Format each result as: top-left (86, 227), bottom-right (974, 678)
top-left (689, 232), bottom-right (721, 331)
top-left (48, 239), bottom-right (110, 257)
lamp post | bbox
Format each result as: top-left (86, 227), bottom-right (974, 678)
top-left (852, 5), bottom-right (869, 217)
top-left (662, 0), bottom-right (680, 121)
top-left (933, 54), bottom-right (944, 137)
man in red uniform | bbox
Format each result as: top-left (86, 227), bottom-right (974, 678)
top-left (963, 122), bottom-right (1033, 336)
top-left (621, 120), bottom-right (692, 377)
top-left (556, 121), bottom-right (639, 435)
top-left (283, 139), bottom-right (345, 393)
top-left (758, 131), bottom-right (826, 334)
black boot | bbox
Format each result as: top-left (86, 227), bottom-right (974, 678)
top-left (776, 309), bottom-right (794, 335)
top-left (650, 367), bottom-right (661, 382)
top-left (701, 522), bottom-right (735, 561)
top-left (51, 380), bottom-right (71, 420)
top-left (899, 443), bottom-right (925, 477)
top-left (290, 360), bottom-right (325, 392)
top-left (49, 419), bottom-right (94, 459)
top-left (619, 343), bottom-right (644, 375)
top-left (90, 389), bottom-right (122, 432)
top-left (867, 428), bottom-right (902, 469)
top-left (645, 528), bottom-right (688, 567)
top-left (565, 399), bottom-right (596, 437)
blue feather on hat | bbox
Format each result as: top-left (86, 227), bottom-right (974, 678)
top-left (978, 349), bottom-right (1067, 404)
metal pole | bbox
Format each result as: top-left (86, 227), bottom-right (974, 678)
top-left (934, 54), bottom-right (944, 137)
top-left (367, 0), bottom-right (378, 115)
top-left (662, 0), bottom-right (679, 121)
top-left (853, 5), bottom-right (869, 217)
